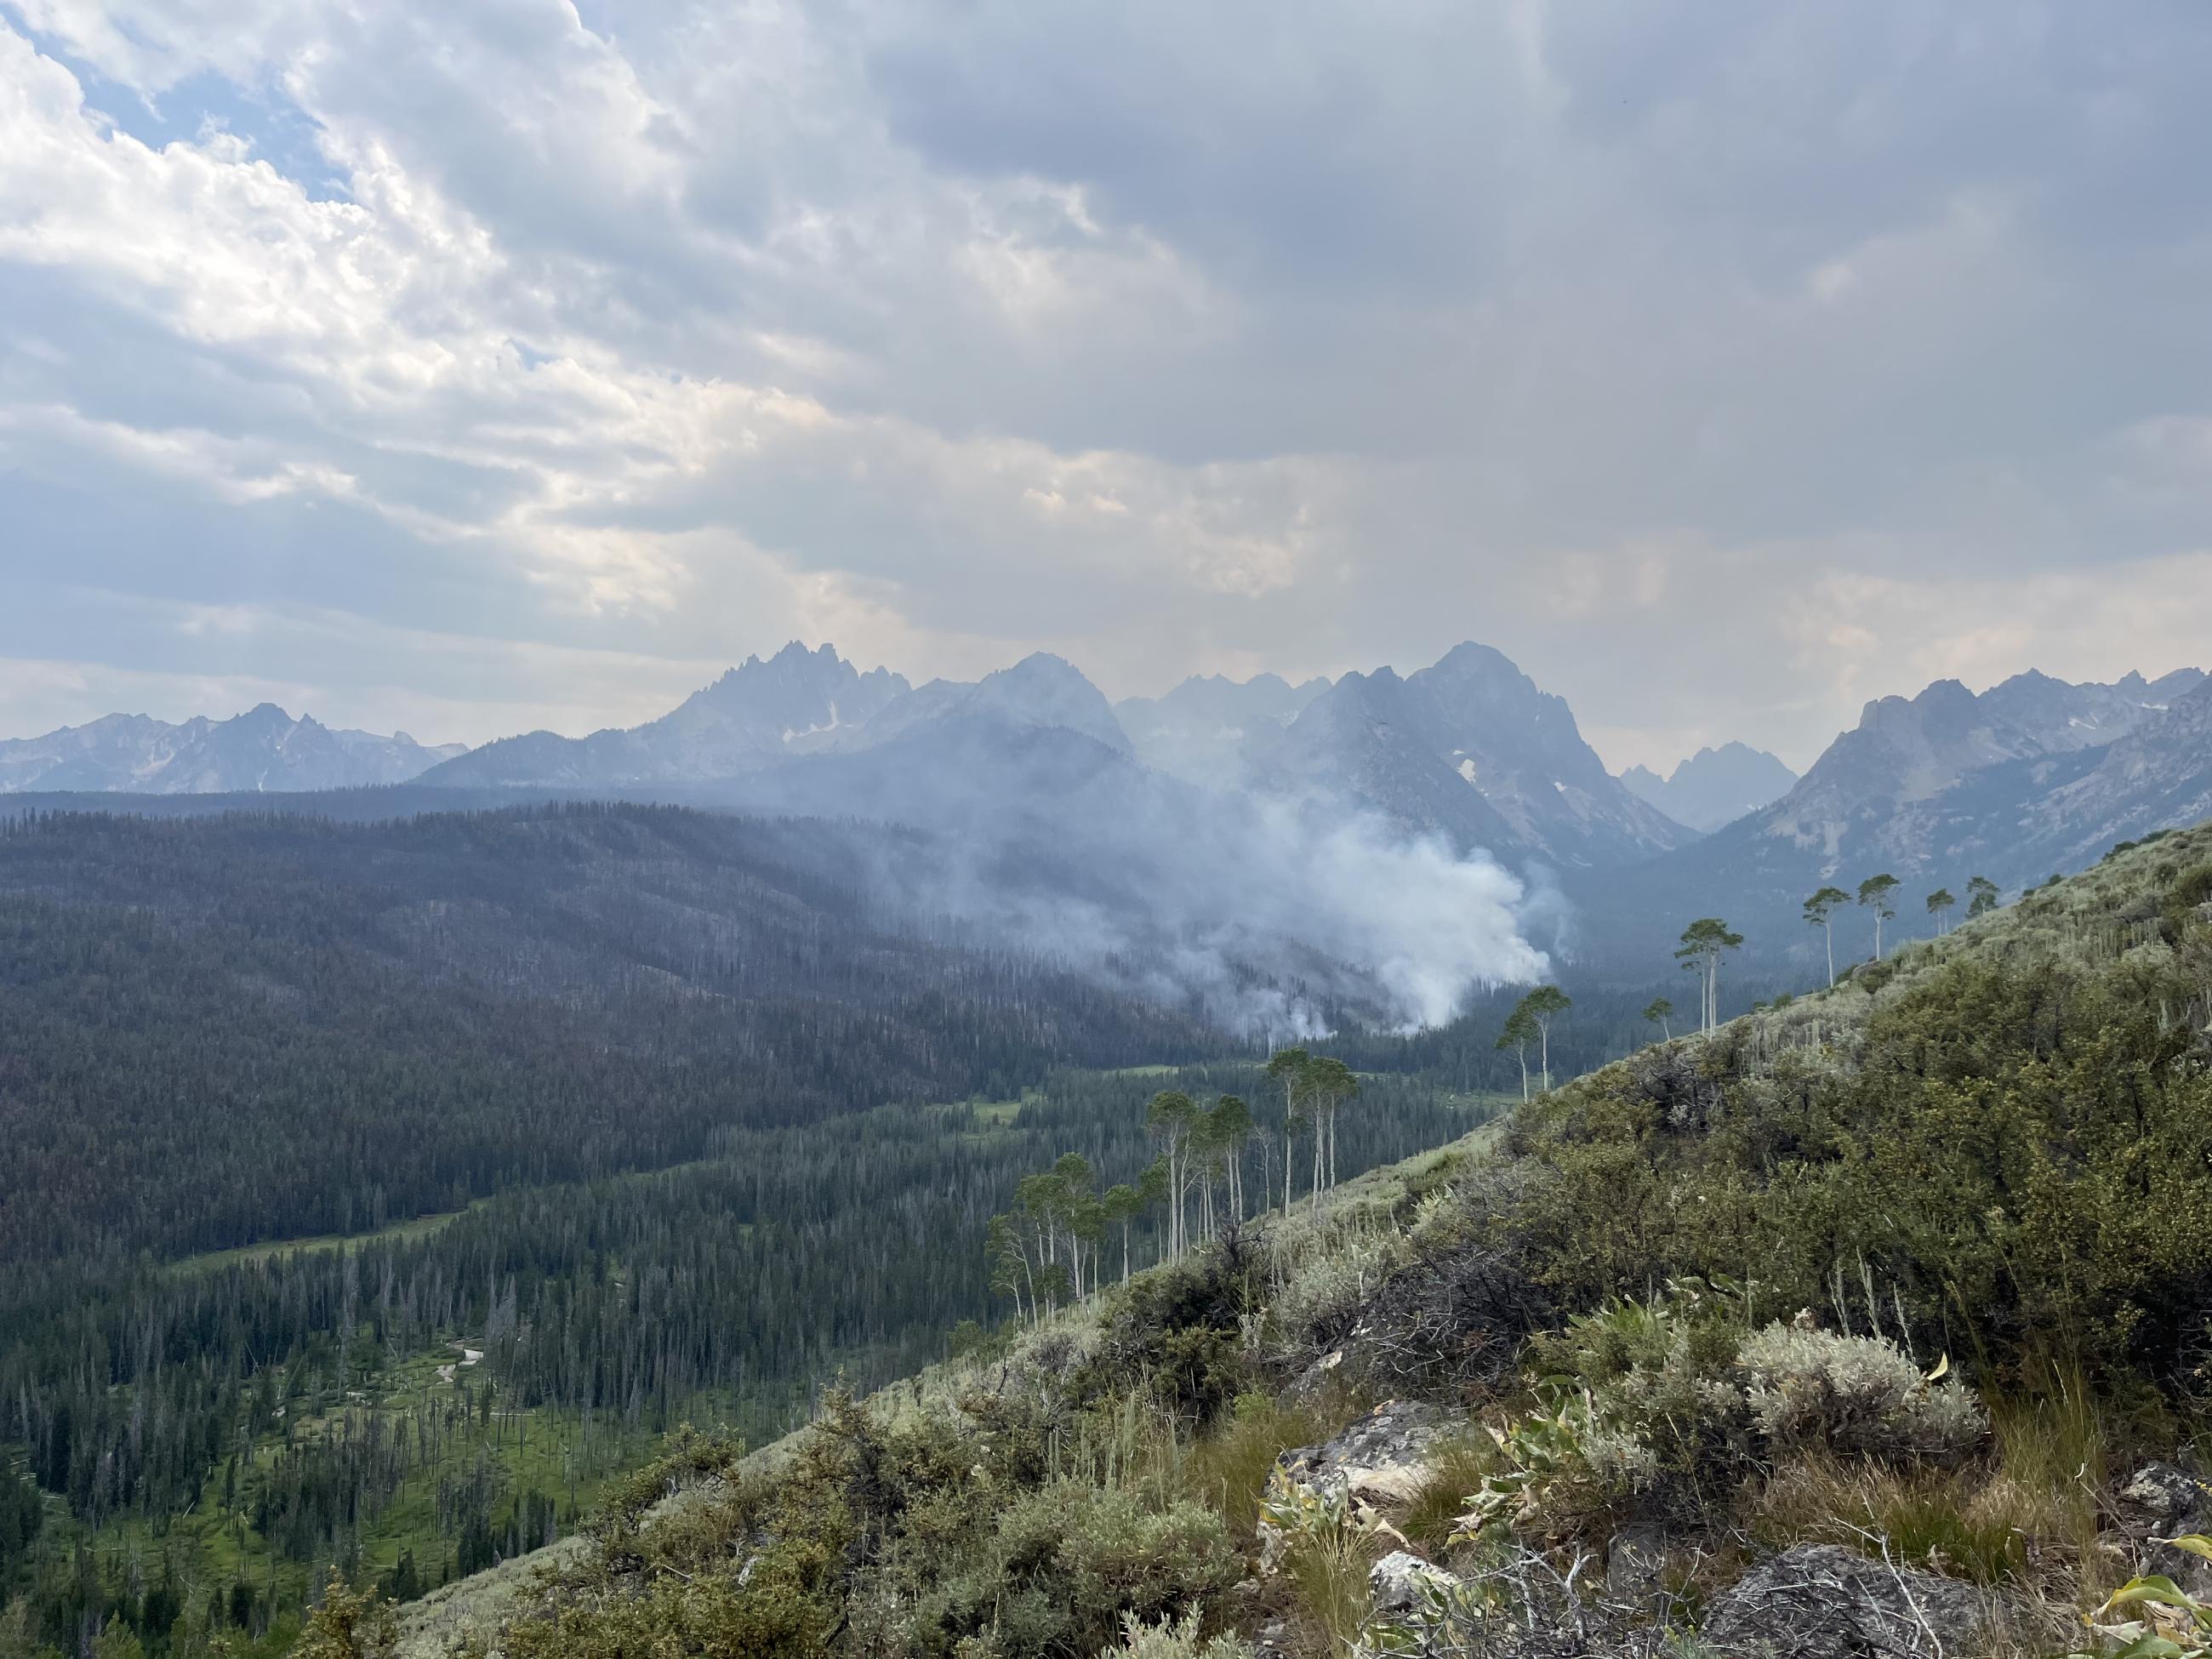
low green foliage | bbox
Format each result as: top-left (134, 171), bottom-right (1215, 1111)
top-left (2072, 1536), bottom-right (2212, 1658)
top-left (291, 1574), bottom-right (397, 1659)
top-left (1508, 829), bottom-right (2212, 1388)
top-left (476, 1370), bottom-right (1246, 1659)
top-left (1107, 1611), bottom-right (1256, 1659)
top-left (1460, 1286), bottom-right (1985, 1544)
top-left (1181, 1393), bottom-right (1324, 1545)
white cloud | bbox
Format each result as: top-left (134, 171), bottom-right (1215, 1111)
top-left (2, 0), bottom-right (2210, 761)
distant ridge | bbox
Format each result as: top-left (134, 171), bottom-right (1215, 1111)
top-left (1621, 742), bottom-right (1798, 834)
top-left (0, 704), bottom-right (465, 795)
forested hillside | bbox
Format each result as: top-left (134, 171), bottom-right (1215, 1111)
top-left (0, 803), bottom-right (1215, 1267)
top-left (431, 820), bottom-right (2212, 1659)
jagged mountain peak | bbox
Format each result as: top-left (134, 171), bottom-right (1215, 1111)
top-left (1270, 641), bottom-right (1693, 867)
top-left (911, 652), bottom-right (1130, 753)
top-left (1422, 639), bottom-right (1536, 685)
top-left (1620, 741), bottom-right (1799, 834)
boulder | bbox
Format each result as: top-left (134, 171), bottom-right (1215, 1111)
top-left (1369, 1550), bottom-right (1461, 1621)
top-left (1699, 1543), bottom-right (1993, 1658)
top-left (1280, 1400), bottom-right (1457, 1508)
top-left (2113, 1462), bottom-right (2212, 1597)
top-left (1279, 1348), bottom-right (1347, 1406)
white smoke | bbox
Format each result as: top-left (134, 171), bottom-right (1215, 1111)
top-left (1281, 807), bottom-right (1551, 1030)
top-left (838, 776), bottom-right (1551, 1039)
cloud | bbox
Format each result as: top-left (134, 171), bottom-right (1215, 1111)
top-left (3, 0), bottom-right (2212, 769)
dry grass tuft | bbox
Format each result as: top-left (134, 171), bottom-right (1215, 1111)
top-left (1400, 1431), bottom-right (1501, 1554)
top-left (1182, 1392), bottom-right (1331, 1547)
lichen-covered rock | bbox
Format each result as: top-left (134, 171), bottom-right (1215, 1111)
top-left (2115, 1462), bottom-right (2211, 1532)
top-left (2113, 1462), bottom-right (2212, 1596)
top-left (1699, 1543), bottom-right (1992, 1658)
top-left (1280, 1400), bottom-right (1455, 1508)
top-left (1369, 1550), bottom-right (1460, 1620)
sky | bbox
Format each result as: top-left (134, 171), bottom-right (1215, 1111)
top-left (3, 3), bottom-right (2212, 772)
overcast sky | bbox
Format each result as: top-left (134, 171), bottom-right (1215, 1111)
top-left (3, 2), bottom-right (2210, 770)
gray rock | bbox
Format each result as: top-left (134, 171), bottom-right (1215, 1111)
top-left (1279, 1347), bottom-right (1348, 1406)
top-left (2114, 1462), bottom-right (2212, 1597)
top-left (2115, 1462), bottom-right (2212, 1532)
top-left (1700, 1543), bottom-right (1993, 1658)
top-left (1603, 1522), bottom-right (1668, 1605)
top-left (1280, 1400), bottom-right (1456, 1506)
top-left (1370, 1550), bottom-right (1460, 1621)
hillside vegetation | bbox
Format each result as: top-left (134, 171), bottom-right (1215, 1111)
top-left (392, 823), bottom-right (2212, 1658)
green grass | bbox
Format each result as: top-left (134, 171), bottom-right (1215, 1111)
top-left (169, 1146), bottom-right (742, 1274)
top-left (171, 1203), bottom-right (490, 1274)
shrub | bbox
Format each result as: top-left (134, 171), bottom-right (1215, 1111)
top-left (1737, 1326), bottom-right (1986, 1466)
top-left (292, 1572), bottom-right (398, 1659)
top-left (1268, 1223), bottom-right (1404, 1355)
top-left (1457, 1298), bottom-right (1989, 1547)
top-left (917, 1479), bottom-right (1245, 1658)
top-left (1087, 1240), bottom-right (1264, 1425)
top-left (1107, 1611), bottom-right (1255, 1659)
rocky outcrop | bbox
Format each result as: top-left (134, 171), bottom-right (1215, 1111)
top-left (1279, 1400), bottom-right (1457, 1508)
top-left (1698, 1543), bottom-right (1993, 1658)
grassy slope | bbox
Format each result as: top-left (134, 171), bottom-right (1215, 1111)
top-left (1508, 818), bottom-right (2212, 1378)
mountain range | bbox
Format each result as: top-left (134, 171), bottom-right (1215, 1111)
top-left (0, 704), bottom-right (465, 794)
top-left (1266, 643), bottom-right (1695, 867)
top-left (419, 639), bottom-right (1690, 870)
top-left (9, 645), bottom-right (2210, 989)
top-left (1572, 664), bottom-right (2212, 972)
top-left (423, 641), bottom-right (912, 787)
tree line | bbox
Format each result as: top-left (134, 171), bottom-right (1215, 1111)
top-left (1662, 870), bottom-right (2007, 1037)
top-left (986, 1050), bottom-right (1507, 1321)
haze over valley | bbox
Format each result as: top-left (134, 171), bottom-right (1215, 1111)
top-left (5, 5), bottom-right (2212, 1656)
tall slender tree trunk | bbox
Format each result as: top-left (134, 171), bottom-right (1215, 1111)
top-left (1825, 923), bottom-right (1834, 988)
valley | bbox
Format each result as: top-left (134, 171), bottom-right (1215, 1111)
top-left (2, 644), bottom-right (2209, 1658)
top-left (9, 15), bottom-right (2209, 1656)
